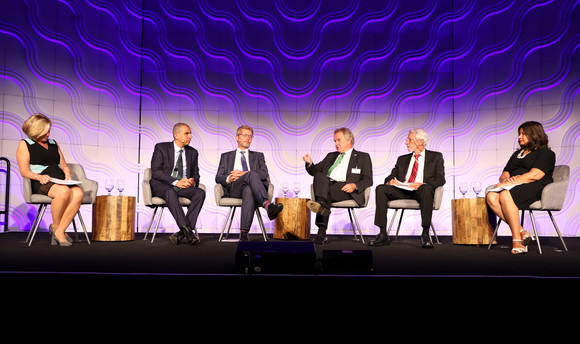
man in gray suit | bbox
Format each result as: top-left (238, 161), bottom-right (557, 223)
top-left (215, 125), bottom-right (283, 241)
top-left (369, 128), bottom-right (445, 248)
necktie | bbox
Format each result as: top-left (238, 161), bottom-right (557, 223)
top-left (408, 154), bottom-right (420, 183)
top-left (240, 151), bottom-right (249, 171)
top-left (327, 152), bottom-right (345, 176)
top-left (173, 149), bottom-right (183, 179)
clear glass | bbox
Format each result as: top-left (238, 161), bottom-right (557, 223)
top-left (293, 182), bottom-right (300, 198)
top-left (105, 179), bottom-right (114, 195)
top-left (281, 182), bottom-right (289, 197)
top-left (459, 182), bottom-right (468, 198)
top-left (117, 179), bottom-right (125, 195)
top-left (473, 182), bottom-right (482, 197)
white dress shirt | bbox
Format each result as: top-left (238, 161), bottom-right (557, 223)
top-left (328, 148), bottom-right (353, 182)
top-left (404, 149), bottom-right (425, 183)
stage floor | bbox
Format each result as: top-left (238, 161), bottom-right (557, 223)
top-left (1, 231), bottom-right (578, 280)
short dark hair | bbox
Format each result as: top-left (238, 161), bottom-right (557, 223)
top-left (518, 121), bottom-right (549, 151)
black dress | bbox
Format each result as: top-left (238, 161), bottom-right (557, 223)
top-left (23, 138), bottom-right (66, 195)
top-left (503, 147), bottom-right (555, 209)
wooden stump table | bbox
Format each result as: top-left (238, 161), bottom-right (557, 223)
top-left (451, 198), bottom-right (497, 245)
top-left (92, 195), bottom-right (136, 241)
top-left (274, 197), bottom-right (311, 240)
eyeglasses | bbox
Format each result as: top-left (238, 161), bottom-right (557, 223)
top-left (238, 133), bottom-right (253, 138)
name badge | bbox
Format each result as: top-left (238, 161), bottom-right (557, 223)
top-left (351, 168), bottom-right (361, 174)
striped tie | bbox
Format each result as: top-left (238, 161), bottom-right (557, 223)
top-left (408, 154), bottom-right (420, 183)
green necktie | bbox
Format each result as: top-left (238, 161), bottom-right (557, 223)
top-left (327, 152), bottom-right (345, 176)
top-left (172, 149), bottom-right (183, 179)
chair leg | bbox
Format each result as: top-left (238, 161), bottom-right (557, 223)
top-left (488, 219), bottom-right (501, 249)
top-left (27, 204), bottom-right (48, 246)
top-left (72, 218), bottom-right (79, 242)
top-left (218, 207), bottom-right (235, 242)
top-left (25, 204), bottom-right (45, 244)
top-left (527, 210), bottom-right (542, 254)
top-left (430, 224), bottom-right (440, 244)
top-left (547, 210), bottom-right (568, 251)
top-left (76, 211), bottom-right (91, 244)
top-left (255, 209), bottom-right (268, 241)
top-left (395, 209), bottom-right (405, 242)
top-left (346, 208), bottom-right (365, 243)
top-left (143, 207), bottom-right (159, 241)
top-left (151, 207), bottom-right (165, 243)
top-left (386, 209), bottom-right (399, 239)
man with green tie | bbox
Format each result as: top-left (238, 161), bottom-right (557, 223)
top-left (303, 128), bottom-right (373, 245)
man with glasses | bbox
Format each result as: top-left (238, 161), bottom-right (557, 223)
top-left (215, 125), bottom-right (283, 241)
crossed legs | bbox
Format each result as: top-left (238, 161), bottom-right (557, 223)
top-left (48, 185), bottom-right (83, 243)
top-left (486, 190), bottom-right (529, 253)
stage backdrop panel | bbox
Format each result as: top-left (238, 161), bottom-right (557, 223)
top-left (1, 0), bottom-right (578, 238)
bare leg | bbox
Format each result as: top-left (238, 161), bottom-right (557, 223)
top-left (48, 186), bottom-right (82, 242)
top-left (497, 190), bottom-right (525, 251)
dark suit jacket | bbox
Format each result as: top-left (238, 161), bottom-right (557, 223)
top-left (384, 150), bottom-right (445, 189)
top-left (149, 142), bottom-right (200, 193)
top-left (306, 149), bottom-right (373, 206)
top-left (215, 150), bottom-right (269, 196)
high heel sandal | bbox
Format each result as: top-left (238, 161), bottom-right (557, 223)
top-left (520, 229), bottom-right (535, 246)
top-left (511, 239), bottom-right (527, 255)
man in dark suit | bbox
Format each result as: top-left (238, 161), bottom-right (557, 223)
top-left (150, 123), bottom-right (206, 245)
top-left (215, 125), bottom-right (283, 241)
top-left (369, 128), bottom-right (445, 248)
top-left (303, 128), bottom-right (373, 245)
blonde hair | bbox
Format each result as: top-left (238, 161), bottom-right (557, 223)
top-left (22, 113), bottom-right (51, 142)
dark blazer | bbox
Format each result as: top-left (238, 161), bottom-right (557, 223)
top-left (306, 149), bottom-right (373, 206)
top-left (150, 142), bottom-right (200, 192)
top-left (384, 150), bottom-right (445, 189)
top-left (215, 150), bottom-right (270, 196)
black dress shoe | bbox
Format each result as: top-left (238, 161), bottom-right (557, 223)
top-left (421, 232), bottom-right (434, 248)
top-left (267, 203), bottom-right (284, 220)
top-left (239, 231), bottom-right (249, 241)
top-left (180, 225), bottom-right (199, 245)
top-left (368, 233), bottom-right (390, 246)
top-left (313, 234), bottom-right (328, 245)
top-left (169, 231), bottom-right (185, 245)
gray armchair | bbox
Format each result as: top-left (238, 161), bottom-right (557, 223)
top-left (215, 180), bottom-right (274, 242)
top-left (487, 165), bottom-right (569, 254)
top-left (23, 163), bottom-right (97, 246)
top-left (142, 168), bottom-right (205, 243)
top-left (385, 185), bottom-right (443, 243)
top-left (310, 184), bottom-right (370, 243)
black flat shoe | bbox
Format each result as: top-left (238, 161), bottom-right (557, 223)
top-left (368, 233), bottom-right (390, 246)
top-left (239, 231), bottom-right (249, 241)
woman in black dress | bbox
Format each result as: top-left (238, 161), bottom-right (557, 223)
top-left (16, 113), bottom-right (84, 246)
top-left (486, 121), bottom-right (555, 254)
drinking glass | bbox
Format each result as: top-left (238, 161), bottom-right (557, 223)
top-left (117, 179), bottom-right (125, 195)
top-left (473, 182), bottom-right (482, 197)
top-left (292, 182), bottom-right (300, 198)
top-left (459, 182), bottom-right (468, 198)
top-left (105, 179), bottom-right (114, 195)
top-left (281, 182), bottom-right (289, 197)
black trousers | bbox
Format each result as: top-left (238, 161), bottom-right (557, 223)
top-left (227, 171), bottom-right (269, 231)
top-left (154, 185), bottom-right (206, 229)
top-left (374, 183), bottom-right (434, 232)
top-left (312, 171), bottom-right (352, 233)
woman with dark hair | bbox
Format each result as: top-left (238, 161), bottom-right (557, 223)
top-left (16, 113), bottom-right (83, 246)
top-left (486, 121), bottom-right (555, 254)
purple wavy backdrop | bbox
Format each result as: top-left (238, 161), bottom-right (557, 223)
top-left (1, 0), bottom-right (578, 237)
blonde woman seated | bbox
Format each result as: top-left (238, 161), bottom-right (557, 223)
top-left (486, 121), bottom-right (555, 254)
top-left (16, 113), bottom-right (83, 246)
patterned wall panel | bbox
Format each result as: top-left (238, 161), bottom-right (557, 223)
top-left (1, 0), bottom-right (578, 238)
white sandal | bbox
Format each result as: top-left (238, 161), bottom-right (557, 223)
top-left (511, 239), bottom-right (528, 255)
top-left (520, 229), bottom-right (535, 245)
